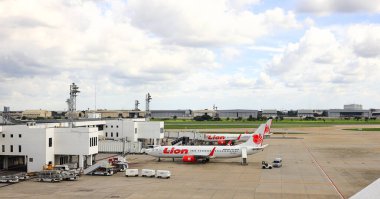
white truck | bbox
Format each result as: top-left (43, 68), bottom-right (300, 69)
top-left (156, 170), bottom-right (171, 179)
top-left (141, 169), bottom-right (155, 177)
top-left (125, 169), bottom-right (139, 177)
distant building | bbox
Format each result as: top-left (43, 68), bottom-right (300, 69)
top-left (327, 109), bottom-right (371, 118)
top-left (22, 110), bottom-right (52, 119)
top-left (217, 110), bottom-right (258, 119)
top-left (297, 110), bottom-right (315, 117)
top-left (95, 110), bottom-right (145, 118)
top-left (192, 110), bottom-right (217, 117)
top-left (262, 110), bottom-right (278, 118)
top-left (344, 104), bottom-right (363, 110)
top-left (151, 110), bottom-right (192, 119)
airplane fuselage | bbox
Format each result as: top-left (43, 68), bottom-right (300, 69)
top-left (203, 134), bottom-right (251, 142)
top-left (147, 145), bottom-right (261, 159)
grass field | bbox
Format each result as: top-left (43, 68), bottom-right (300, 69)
top-left (151, 118), bottom-right (380, 129)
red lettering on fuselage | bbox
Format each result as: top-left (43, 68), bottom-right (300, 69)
top-left (207, 135), bottom-right (226, 140)
top-left (163, 147), bottom-right (189, 154)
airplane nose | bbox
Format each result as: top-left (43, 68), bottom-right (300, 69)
top-left (145, 148), bottom-right (153, 154)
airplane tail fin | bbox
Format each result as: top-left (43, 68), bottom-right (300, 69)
top-left (239, 123), bottom-right (266, 147)
top-left (264, 119), bottom-right (272, 135)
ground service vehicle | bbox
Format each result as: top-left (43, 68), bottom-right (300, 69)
top-left (262, 161), bottom-right (273, 169)
top-left (36, 170), bottom-right (63, 182)
top-left (125, 169), bottom-right (139, 177)
top-left (272, 158), bottom-right (282, 168)
top-left (141, 169), bottom-right (155, 177)
top-left (0, 175), bottom-right (19, 183)
top-left (156, 170), bottom-right (171, 179)
top-left (91, 166), bottom-right (114, 176)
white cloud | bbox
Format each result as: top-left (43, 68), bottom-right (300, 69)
top-left (126, 0), bottom-right (301, 46)
top-left (297, 0), bottom-right (380, 14)
top-left (262, 25), bottom-right (380, 104)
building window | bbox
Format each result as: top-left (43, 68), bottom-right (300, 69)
top-left (106, 125), bottom-right (108, 128)
top-left (95, 138), bottom-right (97, 146)
top-left (111, 132), bottom-right (113, 137)
top-left (29, 158), bottom-right (33, 162)
top-left (106, 132), bottom-right (108, 137)
top-left (2, 134), bottom-right (4, 138)
top-left (10, 145), bottom-right (13, 152)
top-left (19, 134), bottom-right (22, 138)
top-left (135, 128), bottom-right (137, 134)
top-left (116, 125), bottom-right (119, 128)
top-left (111, 125), bottom-right (113, 128)
top-left (2, 145), bottom-right (4, 152)
top-left (11, 134), bottom-right (13, 138)
top-left (19, 145), bottom-right (21, 152)
top-left (90, 138), bottom-right (92, 147)
top-left (49, 138), bottom-right (52, 147)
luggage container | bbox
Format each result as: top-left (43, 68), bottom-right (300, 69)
top-left (272, 158), bottom-right (282, 168)
top-left (125, 169), bottom-right (139, 177)
top-left (141, 169), bottom-right (155, 177)
top-left (156, 170), bottom-right (171, 179)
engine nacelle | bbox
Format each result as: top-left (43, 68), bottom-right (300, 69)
top-left (217, 139), bottom-right (226, 145)
top-left (182, 155), bottom-right (196, 162)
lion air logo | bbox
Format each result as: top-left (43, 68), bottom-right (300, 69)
top-left (253, 134), bottom-right (263, 144)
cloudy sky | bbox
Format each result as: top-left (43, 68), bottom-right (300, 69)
top-left (1, 0), bottom-right (380, 111)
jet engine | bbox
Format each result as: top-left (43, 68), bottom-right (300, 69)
top-left (182, 155), bottom-right (196, 162)
top-left (217, 140), bottom-right (226, 145)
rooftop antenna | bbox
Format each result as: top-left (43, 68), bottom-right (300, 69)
top-left (66, 83), bottom-right (80, 127)
top-left (135, 100), bottom-right (140, 111)
top-left (145, 93), bottom-right (152, 120)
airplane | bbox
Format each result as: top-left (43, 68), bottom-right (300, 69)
top-left (146, 122), bottom-right (268, 163)
top-left (202, 119), bottom-right (272, 145)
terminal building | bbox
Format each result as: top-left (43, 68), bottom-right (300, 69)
top-left (0, 118), bottom-right (164, 173)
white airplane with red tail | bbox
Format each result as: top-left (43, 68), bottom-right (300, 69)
top-left (146, 121), bottom-right (269, 163)
top-left (203, 119), bottom-right (272, 145)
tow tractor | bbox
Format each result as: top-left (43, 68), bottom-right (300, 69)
top-left (261, 161), bottom-right (273, 169)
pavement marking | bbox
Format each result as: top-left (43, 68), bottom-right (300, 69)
top-left (303, 141), bottom-right (345, 199)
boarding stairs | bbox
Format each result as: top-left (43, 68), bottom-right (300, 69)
top-left (83, 161), bottom-right (108, 175)
top-left (171, 137), bottom-right (190, 145)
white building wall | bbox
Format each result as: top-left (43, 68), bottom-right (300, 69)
top-left (54, 127), bottom-right (98, 155)
top-left (136, 122), bottom-right (164, 139)
top-left (0, 125), bottom-right (54, 172)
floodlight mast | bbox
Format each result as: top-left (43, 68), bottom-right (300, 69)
top-left (145, 93), bottom-right (152, 120)
top-left (66, 83), bottom-right (80, 127)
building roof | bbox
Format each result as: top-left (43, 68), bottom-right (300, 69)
top-left (328, 109), bottom-right (370, 113)
top-left (217, 109), bottom-right (258, 112)
top-left (262, 110), bottom-right (277, 114)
